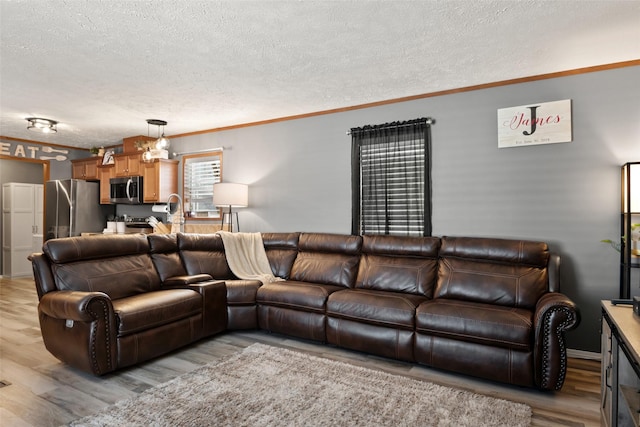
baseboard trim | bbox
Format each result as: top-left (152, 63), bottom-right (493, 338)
top-left (567, 348), bottom-right (601, 361)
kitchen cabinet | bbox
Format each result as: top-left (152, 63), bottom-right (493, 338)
top-left (2, 182), bottom-right (43, 277)
top-left (114, 152), bottom-right (142, 177)
top-left (98, 165), bottom-right (115, 204)
top-left (142, 159), bottom-right (178, 203)
top-left (71, 157), bottom-right (101, 180)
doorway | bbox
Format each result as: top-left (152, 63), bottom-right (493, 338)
top-left (0, 156), bottom-right (49, 277)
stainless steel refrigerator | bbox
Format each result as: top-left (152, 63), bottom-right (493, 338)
top-left (45, 179), bottom-right (114, 241)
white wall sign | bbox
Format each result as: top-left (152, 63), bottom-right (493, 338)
top-left (497, 99), bottom-right (572, 148)
top-left (0, 141), bottom-right (70, 161)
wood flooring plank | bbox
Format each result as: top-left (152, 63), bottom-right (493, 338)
top-left (0, 382), bottom-right (76, 427)
top-left (0, 357), bottom-right (58, 396)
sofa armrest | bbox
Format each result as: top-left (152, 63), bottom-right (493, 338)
top-left (38, 291), bottom-right (117, 375)
top-left (548, 253), bottom-right (561, 293)
top-left (163, 274), bottom-right (214, 286)
top-left (29, 252), bottom-right (56, 299)
top-left (39, 290), bottom-right (112, 321)
top-left (170, 280), bottom-right (227, 336)
top-left (533, 292), bottom-right (580, 390)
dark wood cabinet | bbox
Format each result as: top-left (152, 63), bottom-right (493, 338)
top-left (601, 301), bottom-right (640, 427)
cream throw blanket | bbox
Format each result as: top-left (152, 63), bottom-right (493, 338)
top-left (216, 231), bottom-right (284, 284)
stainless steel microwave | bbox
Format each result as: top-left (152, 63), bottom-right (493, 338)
top-left (110, 176), bottom-right (143, 204)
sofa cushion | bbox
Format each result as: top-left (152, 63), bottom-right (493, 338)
top-left (262, 232), bottom-right (300, 279)
top-left (356, 235), bottom-right (440, 296)
top-left (226, 279), bottom-right (262, 305)
top-left (290, 233), bottom-right (362, 288)
top-left (112, 289), bottom-right (202, 336)
top-left (436, 237), bottom-right (549, 309)
top-left (52, 254), bottom-right (161, 300)
top-left (415, 299), bottom-right (533, 351)
top-left (439, 236), bottom-right (549, 267)
top-left (327, 289), bottom-right (426, 330)
top-left (257, 281), bottom-right (344, 313)
top-left (148, 233), bottom-right (179, 253)
top-left (148, 234), bottom-right (187, 281)
top-left (43, 234), bottom-right (150, 263)
top-left (152, 253), bottom-right (187, 282)
top-left (177, 233), bottom-right (235, 279)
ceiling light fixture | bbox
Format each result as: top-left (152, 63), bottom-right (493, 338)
top-left (146, 119), bottom-right (170, 150)
top-left (26, 117), bottom-right (57, 133)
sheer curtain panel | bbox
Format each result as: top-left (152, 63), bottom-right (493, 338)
top-left (351, 118), bottom-right (432, 236)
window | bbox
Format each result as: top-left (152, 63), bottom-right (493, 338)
top-left (351, 118), bottom-right (432, 236)
top-left (183, 151), bottom-right (222, 219)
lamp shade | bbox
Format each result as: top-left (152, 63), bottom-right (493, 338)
top-left (213, 183), bottom-right (248, 207)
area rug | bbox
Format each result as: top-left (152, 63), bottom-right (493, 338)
top-left (69, 343), bottom-right (531, 427)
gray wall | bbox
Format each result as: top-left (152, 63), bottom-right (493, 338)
top-left (0, 158), bottom-right (43, 184)
top-left (0, 139), bottom-right (94, 181)
top-left (171, 65), bottom-right (640, 352)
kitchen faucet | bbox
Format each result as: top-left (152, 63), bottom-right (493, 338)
top-left (166, 193), bottom-right (184, 233)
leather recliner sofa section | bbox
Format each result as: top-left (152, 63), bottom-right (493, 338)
top-left (30, 234), bottom-right (226, 375)
top-left (29, 231), bottom-right (579, 390)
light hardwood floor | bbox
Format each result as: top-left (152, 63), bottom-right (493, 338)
top-left (1, 276), bottom-right (601, 426)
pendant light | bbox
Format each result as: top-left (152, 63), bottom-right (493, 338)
top-left (142, 147), bottom-right (153, 163)
top-left (146, 119), bottom-right (170, 150)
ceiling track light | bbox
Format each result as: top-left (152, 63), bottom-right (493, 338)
top-left (146, 118), bottom-right (170, 150)
top-left (26, 117), bottom-right (58, 133)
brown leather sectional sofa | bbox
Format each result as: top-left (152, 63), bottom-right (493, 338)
top-left (30, 231), bottom-right (579, 390)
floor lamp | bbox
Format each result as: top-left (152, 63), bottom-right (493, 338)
top-left (619, 162), bottom-right (640, 301)
top-left (213, 182), bottom-right (248, 232)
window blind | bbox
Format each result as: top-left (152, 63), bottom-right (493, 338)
top-left (184, 152), bottom-right (222, 218)
top-left (351, 118), bottom-right (432, 236)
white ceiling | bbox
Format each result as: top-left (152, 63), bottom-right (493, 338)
top-left (1, 0), bottom-right (639, 149)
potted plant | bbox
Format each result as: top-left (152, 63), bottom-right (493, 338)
top-left (602, 223), bottom-right (640, 255)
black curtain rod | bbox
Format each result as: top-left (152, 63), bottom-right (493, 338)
top-left (346, 117), bottom-right (434, 135)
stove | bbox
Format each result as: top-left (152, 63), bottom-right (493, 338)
top-left (125, 216), bottom-right (158, 228)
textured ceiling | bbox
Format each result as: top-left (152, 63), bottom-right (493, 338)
top-left (1, 0), bottom-right (639, 149)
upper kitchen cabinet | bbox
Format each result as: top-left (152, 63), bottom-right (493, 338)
top-left (98, 165), bottom-right (115, 204)
top-left (114, 152), bottom-right (142, 177)
top-left (71, 157), bottom-right (101, 180)
top-left (142, 159), bottom-right (179, 203)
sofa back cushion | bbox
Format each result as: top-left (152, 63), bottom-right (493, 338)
top-left (43, 234), bottom-right (160, 300)
top-left (262, 232), bottom-right (300, 279)
top-left (148, 234), bottom-right (187, 282)
top-left (356, 235), bottom-right (440, 297)
top-left (290, 233), bottom-right (362, 288)
top-left (435, 236), bottom-right (549, 309)
top-left (177, 233), bottom-right (235, 279)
